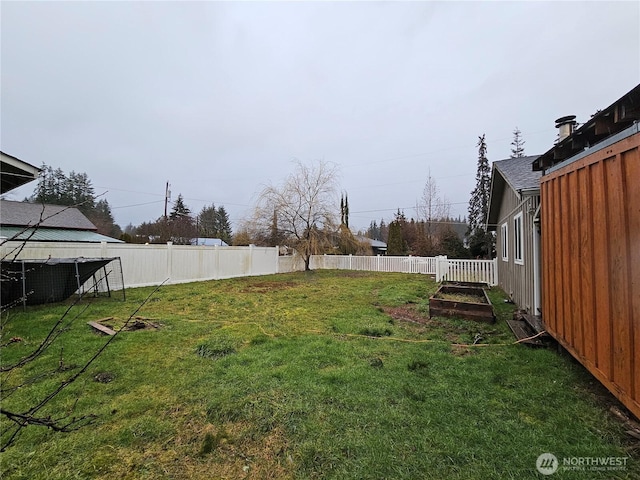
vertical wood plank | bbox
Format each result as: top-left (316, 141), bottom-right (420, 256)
top-left (552, 177), bottom-right (564, 338)
top-left (561, 174), bottom-right (573, 344)
top-left (591, 160), bottom-right (612, 379)
top-left (606, 154), bottom-right (632, 394)
top-left (568, 170), bottom-right (583, 355)
top-left (621, 149), bottom-right (639, 401)
top-left (579, 165), bottom-right (596, 363)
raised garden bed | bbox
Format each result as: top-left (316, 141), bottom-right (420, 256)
top-left (429, 283), bottom-right (495, 323)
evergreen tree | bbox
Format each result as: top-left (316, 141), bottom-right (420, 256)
top-left (386, 220), bottom-right (405, 255)
top-left (168, 194), bottom-right (195, 244)
top-left (196, 203), bottom-right (233, 244)
top-left (468, 135), bottom-right (491, 234)
top-left (30, 164), bottom-right (120, 236)
top-left (169, 194), bottom-right (191, 219)
top-left (467, 134), bottom-right (493, 258)
top-left (367, 220), bottom-right (380, 240)
top-left (379, 218), bottom-right (388, 243)
top-left (198, 203), bottom-right (217, 238)
top-left (438, 228), bottom-right (470, 259)
top-left (67, 171), bottom-right (95, 213)
top-left (339, 193), bottom-right (350, 228)
top-left (32, 166), bottom-right (95, 211)
top-left (216, 206), bottom-right (232, 244)
top-left (86, 199), bottom-right (121, 238)
top-left (344, 194), bottom-right (349, 229)
top-left (510, 127), bottom-right (526, 158)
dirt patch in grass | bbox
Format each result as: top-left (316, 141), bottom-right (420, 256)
top-left (239, 282), bottom-right (296, 294)
top-left (93, 316), bottom-right (163, 332)
top-left (173, 420), bottom-right (293, 480)
top-left (450, 345), bottom-right (476, 357)
top-left (382, 304), bottom-right (429, 325)
top-left (95, 413), bottom-right (294, 480)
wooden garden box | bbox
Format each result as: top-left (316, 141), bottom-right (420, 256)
top-left (429, 283), bottom-right (495, 323)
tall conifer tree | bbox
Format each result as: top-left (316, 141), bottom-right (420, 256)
top-left (467, 134), bottom-right (493, 257)
top-left (510, 127), bottom-right (526, 158)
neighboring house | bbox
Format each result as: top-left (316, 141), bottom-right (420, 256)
top-left (533, 84), bottom-right (640, 420)
top-left (0, 200), bottom-right (123, 243)
top-left (355, 235), bottom-right (387, 255)
top-left (486, 155), bottom-right (541, 315)
top-left (191, 237), bottom-right (229, 247)
top-left (1, 151), bottom-right (41, 194)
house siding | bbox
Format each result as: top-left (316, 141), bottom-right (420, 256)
top-left (540, 131), bottom-right (639, 419)
top-left (494, 185), bottom-right (539, 313)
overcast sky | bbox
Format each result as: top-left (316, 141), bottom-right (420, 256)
top-left (2, 1), bottom-right (638, 232)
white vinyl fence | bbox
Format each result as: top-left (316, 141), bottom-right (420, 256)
top-left (1, 240), bottom-right (498, 289)
top-left (309, 255), bottom-right (436, 274)
top-left (307, 254), bottom-right (498, 286)
top-left (0, 241), bottom-right (280, 289)
top-left (435, 257), bottom-right (498, 286)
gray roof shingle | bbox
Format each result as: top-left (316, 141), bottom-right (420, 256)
top-left (0, 226), bottom-right (123, 243)
top-left (486, 155), bottom-right (541, 231)
top-left (0, 200), bottom-right (97, 230)
top-left (492, 155), bottom-right (541, 192)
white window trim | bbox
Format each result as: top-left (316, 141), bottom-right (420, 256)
top-left (501, 222), bottom-right (508, 261)
top-left (514, 212), bottom-right (524, 265)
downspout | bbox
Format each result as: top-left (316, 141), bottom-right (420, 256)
top-left (532, 203), bottom-right (542, 315)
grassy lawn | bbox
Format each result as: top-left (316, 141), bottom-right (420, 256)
top-left (1, 271), bottom-right (637, 479)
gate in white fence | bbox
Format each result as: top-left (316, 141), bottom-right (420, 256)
top-left (434, 257), bottom-right (498, 286)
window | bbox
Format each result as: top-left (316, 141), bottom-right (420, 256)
top-left (514, 212), bottom-right (524, 265)
top-left (501, 222), bottom-right (508, 261)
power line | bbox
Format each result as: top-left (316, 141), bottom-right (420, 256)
top-left (111, 200), bottom-right (165, 210)
top-left (351, 201), bottom-right (469, 215)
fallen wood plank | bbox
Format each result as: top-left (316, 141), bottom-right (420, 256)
top-left (87, 321), bottom-right (116, 336)
top-left (506, 319), bottom-right (545, 346)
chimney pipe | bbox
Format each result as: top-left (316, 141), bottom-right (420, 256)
top-left (555, 115), bottom-right (577, 143)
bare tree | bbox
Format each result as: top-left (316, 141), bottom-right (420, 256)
top-left (417, 170), bottom-right (451, 247)
top-left (251, 160), bottom-right (339, 270)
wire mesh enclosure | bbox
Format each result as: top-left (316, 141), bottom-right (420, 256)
top-left (0, 257), bottom-right (125, 309)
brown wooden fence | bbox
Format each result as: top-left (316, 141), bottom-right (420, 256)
top-left (540, 130), bottom-right (639, 419)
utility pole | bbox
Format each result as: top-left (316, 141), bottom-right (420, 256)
top-left (164, 181), bottom-right (171, 219)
